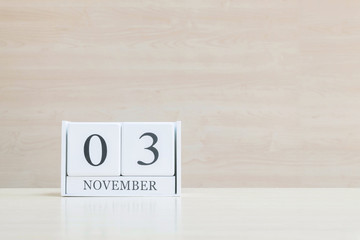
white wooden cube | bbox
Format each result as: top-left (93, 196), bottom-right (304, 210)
top-left (121, 122), bottom-right (175, 176)
top-left (67, 122), bottom-right (121, 176)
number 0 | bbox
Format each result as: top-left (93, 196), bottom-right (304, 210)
top-left (83, 134), bottom-right (107, 166)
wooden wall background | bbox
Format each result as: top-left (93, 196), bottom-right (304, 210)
top-left (1, 0), bottom-right (360, 187)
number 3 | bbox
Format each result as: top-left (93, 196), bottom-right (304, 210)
top-left (137, 132), bottom-right (159, 166)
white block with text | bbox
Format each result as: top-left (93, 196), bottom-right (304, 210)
top-left (61, 121), bottom-right (181, 196)
top-left (122, 122), bottom-right (175, 176)
top-left (67, 122), bottom-right (121, 176)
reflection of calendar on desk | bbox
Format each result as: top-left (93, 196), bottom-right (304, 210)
top-left (61, 121), bottom-right (181, 196)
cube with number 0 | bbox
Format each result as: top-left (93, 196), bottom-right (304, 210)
top-left (61, 121), bottom-right (181, 197)
top-left (67, 122), bottom-right (121, 177)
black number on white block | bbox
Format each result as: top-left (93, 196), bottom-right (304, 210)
top-left (137, 132), bottom-right (159, 166)
top-left (83, 134), bottom-right (107, 166)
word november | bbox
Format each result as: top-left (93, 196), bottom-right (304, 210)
top-left (83, 179), bottom-right (157, 191)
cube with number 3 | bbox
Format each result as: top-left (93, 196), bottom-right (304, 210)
top-left (122, 122), bottom-right (175, 176)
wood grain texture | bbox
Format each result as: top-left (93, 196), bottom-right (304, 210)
top-left (1, 0), bottom-right (360, 187)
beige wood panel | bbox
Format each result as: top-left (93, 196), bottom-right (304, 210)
top-left (1, 0), bottom-right (360, 187)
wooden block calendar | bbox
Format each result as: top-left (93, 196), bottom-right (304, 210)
top-left (61, 121), bottom-right (181, 196)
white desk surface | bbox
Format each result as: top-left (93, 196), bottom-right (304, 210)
top-left (1, 188), bottom-right (360, 240)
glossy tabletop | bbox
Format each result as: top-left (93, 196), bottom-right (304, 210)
top-left (1, 188), bottom-right (360, 239)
